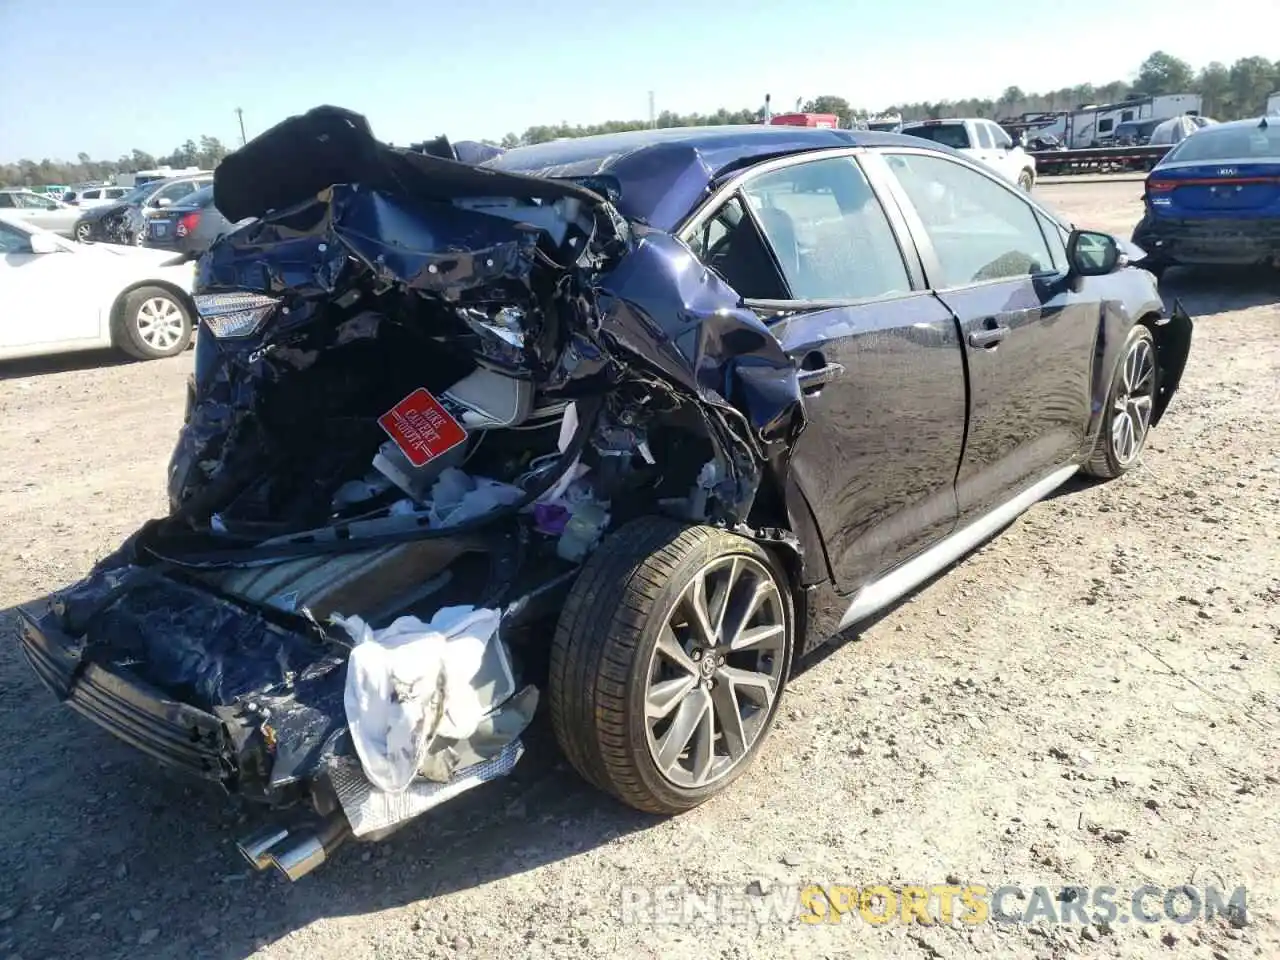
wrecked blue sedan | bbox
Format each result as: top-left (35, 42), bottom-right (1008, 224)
top-left (20, 107), bottom-right (1191, 880)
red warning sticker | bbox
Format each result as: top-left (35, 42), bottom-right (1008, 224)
top-left (377, 388), bottom-right (467, 467)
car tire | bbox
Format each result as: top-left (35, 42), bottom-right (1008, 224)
top-left (113, 286), bottom-right (193, 360)
top-left (550, 516), bottom-right (794, 814)
top-left (1082, 324), bottom-right (1157, 480)
top-left (1017, 169), bottom-right (1035, 192)
top-left (74, 223), bottom-right (93, 243)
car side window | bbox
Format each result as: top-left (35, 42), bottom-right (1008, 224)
top-left (884, 152), bottom-right (1054, 288)
top-left (83, 189), bottom-right (101, 200)
top-left (738, 156), bottom-right (911, 301)
top-left (991, 124), bottom-right (1014, 149)
top-left (975, 124), bottom-right (993, 149)
top-left (686, 194), bottom-right (790, 300)
top-left (0, 223), bottom-right (32, 254)
top-left (0, 195), bottom-right (13, 208)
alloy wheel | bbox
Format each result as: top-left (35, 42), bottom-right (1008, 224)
top-left (75, 224), bottom-right (92, 243)
top-left (1111, 337), bottom-right (1156, 465)
top-left (135, 297), bottom-right (186, 352)
top-left (643, 554), bottom-right (787, 788)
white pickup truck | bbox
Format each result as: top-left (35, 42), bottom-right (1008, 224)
top-left (900, 118), bottom-right (1037, 192)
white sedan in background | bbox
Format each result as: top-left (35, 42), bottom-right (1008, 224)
top-left (0, 213), bottom-right (197, 362)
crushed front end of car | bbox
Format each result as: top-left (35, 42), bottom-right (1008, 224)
top-left (18, 106), bottom-right (806, 880)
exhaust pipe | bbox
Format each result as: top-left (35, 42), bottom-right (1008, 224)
top-left (267, 812), bottom-right (353, 882)
top-left (236, 825), bottom-right (291, 871)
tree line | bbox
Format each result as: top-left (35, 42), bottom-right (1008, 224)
top-left (493, 51), bottom-right (1277, 146)
top-left (4, 51), bottom-right (1276, 187)
top-left (1, 136), bottom-right (231, 190)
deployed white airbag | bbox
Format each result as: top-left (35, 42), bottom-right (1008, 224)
top-left (338, 606), bottom-right (516, 794)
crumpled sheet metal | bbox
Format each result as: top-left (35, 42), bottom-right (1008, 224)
top-left (212, 104), bottom-right (605, 227)
top-left (592, 227), bottom-right (804, 449)
top-left (329, 738), bottom-right (524, 839)
top-left (46, 541), bottom-right (544, 796)
top-left (183, 112), bottom-right (805, 527)
top-left (199, 185), bottom-right (541, 305)
top-left (58, 562), bottom-right (344, 709)
top-left (203, 104), bottom-right (804, 452)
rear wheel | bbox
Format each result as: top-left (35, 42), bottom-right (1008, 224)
top-left (74, 222), bottom-right (92, 243)
top-left (113, 286), bottom-right (193, 360)
top-left (1083, 324), bottom-right (1157, 479)
top-left (550, 517), bottom-right (794, 814)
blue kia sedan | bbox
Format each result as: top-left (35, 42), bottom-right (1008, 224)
top-left (1133, 116), bottom-right (1280, 274)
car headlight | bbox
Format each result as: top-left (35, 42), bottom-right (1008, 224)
top-left (193, 292), bottom-right (278, 339)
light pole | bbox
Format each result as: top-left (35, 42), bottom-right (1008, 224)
top-left (235, 107), bottom-right (247, 146)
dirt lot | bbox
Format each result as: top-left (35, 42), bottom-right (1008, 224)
top-left (1, 180), bottom-right (1277, 960)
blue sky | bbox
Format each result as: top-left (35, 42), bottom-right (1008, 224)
top-left (0, 0), bottom-right (1271, 161)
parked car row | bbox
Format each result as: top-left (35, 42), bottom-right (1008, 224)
top-left (72, 173), bottom-right (213, 244)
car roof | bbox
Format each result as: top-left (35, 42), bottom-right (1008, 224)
top-left (486, 125), bottom-right (935, 230)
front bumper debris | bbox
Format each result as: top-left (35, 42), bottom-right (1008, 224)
top-left (1134, 215), bottom-right (1280, 265)
top-left (20, 607), bottom-right (234, 783)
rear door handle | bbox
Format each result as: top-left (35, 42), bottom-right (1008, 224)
top-left (797, 361), bottom-right (846, 391)
top-left (968, 326), bottom-right (1010, 348)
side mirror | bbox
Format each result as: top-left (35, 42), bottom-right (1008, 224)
top-left (28, 233), bottom-right (62, 254)
top-left (1066, 229), bottom-right (1121, 276)
top-left (156, 197), bottom-right (173, 208)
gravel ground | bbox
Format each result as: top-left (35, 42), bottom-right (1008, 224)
top-left (1, 180), bottom-right (1277, 960)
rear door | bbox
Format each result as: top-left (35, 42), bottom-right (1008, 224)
top-left (871, 148), bottom-right (1100, 524)
top-left (683, 151), bottom-right (968, 593)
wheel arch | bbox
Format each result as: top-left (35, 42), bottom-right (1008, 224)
top-left (745, 468), bottom-right (830, 589)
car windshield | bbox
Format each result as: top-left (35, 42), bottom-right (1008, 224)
top-left (903, 124), bottom-right (971, 150)
top-left (1163, 123), bottom-right (1280, 163)
top-left (124, 183), bottom-right (159, 204)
